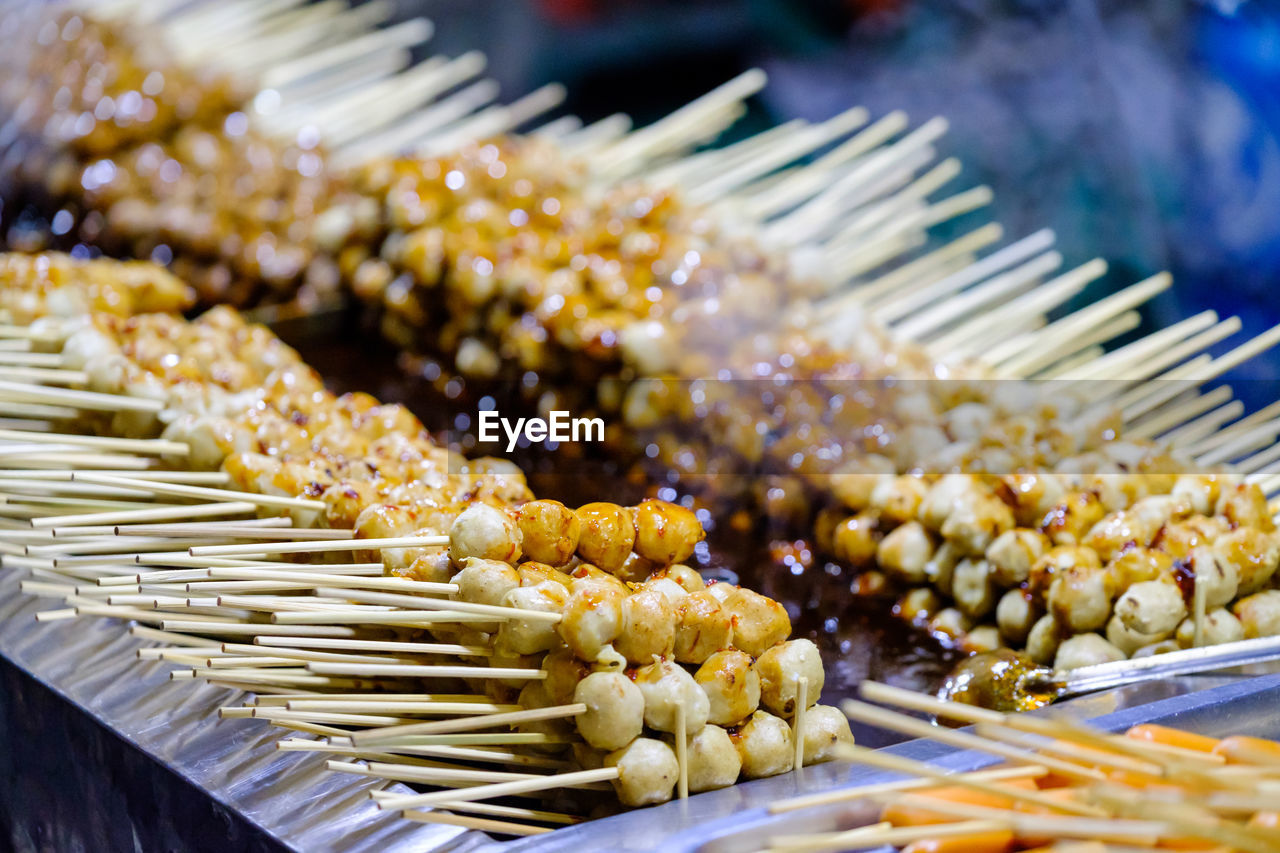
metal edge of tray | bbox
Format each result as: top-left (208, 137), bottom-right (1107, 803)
top-left (3, 554), bottom-right (1274, 853)
top-left (0, 569), bottom-right (491, 853)
top-left (499, 672), bottom-right (1280, 853)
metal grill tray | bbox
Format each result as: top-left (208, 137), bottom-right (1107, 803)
top-left (2, 561), bottom-right (1275, 853)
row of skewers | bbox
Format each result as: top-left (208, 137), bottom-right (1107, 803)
top-left (762, 681), bottom-right (1280, 853)
top-left (2, 2), bottom-right (1280, 844)
top-left (817, 466), bottom-right (1280, 670)
top-left (0, 255), bottom-right (852, 830)
top-left (7, 5), bottom-right (1280, 675)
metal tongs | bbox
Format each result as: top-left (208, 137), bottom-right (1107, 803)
top-left (1038, 634), bottom-right (1280, 701)
top-left (941, 636), bottom-right (1280, 710)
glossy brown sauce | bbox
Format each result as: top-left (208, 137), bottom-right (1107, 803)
top-left (282, 317), bottom-right (961, 729)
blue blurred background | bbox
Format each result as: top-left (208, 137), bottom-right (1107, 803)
top-left (411, 0), bottom-right (1280, 406)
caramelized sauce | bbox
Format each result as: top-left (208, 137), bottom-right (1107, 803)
top-left (284, 325), bottom-right (962, 710)
top-left (1173, 558), bottom-right (1197, 606)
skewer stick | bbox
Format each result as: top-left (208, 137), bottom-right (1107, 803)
top-left (362, 733), bottom-right (568, 749)
top-left (203, 568), bottom-right (454, 595)
top-left (282, 699), bottom-right (519, 715)
top-left (915, 255), bottom-right (1095, 348)
top-left (768, 819), bottom-right (1009, 853)
top-left (0, 380), bottom-right (164, 412)
top-left (352, 704), bottom-right (582, 745)
top-left (831, 742), bottom-right (1103, 816)
top-left (248, 709), bottom-right (419, 727)
top-left (793, 677), bottom-right (808, 772)
top-left (0, 429), bottom-right (187, 456)
top-left (28, 536), bottom-right (233, 557)
top-left (400, 809), bottom-right (551, 837)
top-left (1239, 440), bottom-right (1280, 475)
top-left (160, 621), bottom-right (365, 637)
top-left (989, 272), bottom-right (1173, 372)
top-left (178, 668), bottom-right (390, 688)
top-left (255, 692), bottom-right (496, 705)
top-left (0, 367), bottom-right (88, 385)
top-left (1059, 311), bottom-right (1222, 381)
top-left (676, 701), bottom-right (689, 800)
top-left (0, 348), bottom-right (62, 364)
top-left (862, 793), bottom-right (1166, 845)
top-left (840, 700), bottom-right (1104, 783)
top-left (1159, 400), bottom-right (1245, 448)
top-left (213, 592), bottom-right (388, 610)
top-left (0, 470), bottom-right (230, 485)
top-left (130, 625), bottom-right (222, 647)
top-left (1197, 417), bottom-right (1280, 466)
top-left (769, 765), bottom-right (1046, 813)
top-left (1191, 398), bottom-right (1280, 453)
top-left (271, 610), bottom-right (510, 627)
top-left (1193, 572), bottom-right (1207, 649)
top-left (189, 534), bottom-right (447, 556)
top-left (115, 523), bottom-right (348, 540)
top-left (309, 661), bottom-right (548, 682)
top-left (328, 759), bottom-right (542, 786)
top-left (276, 739), bottom-right (570, 771)
top-left (1127, 386), bottom-right (1234, 440)
top-left (260, 17), bottom-right (433, 89)
top-left (404, 800), bottom-right (578, 825)
top-left (374, 767), bottom-right (619, 811)
top-left (71, 473), bottom-right (325, 513)
top-left (142, 557), bottom-right (379, 572)
top-left (310, 586), bottom-right (561, 622)
top-left (0, 402), bottom-right (81, 420)
top-left (971, 724), bottom-right (1162, 776)
top-left (253, 636), bottom-right (491, 657)
top-left (0, 452), bottom-right (154, 470)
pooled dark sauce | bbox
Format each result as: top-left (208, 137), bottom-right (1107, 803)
top-left (283, 320), bottom-right (961, 738)
top-left (937, 649), bottom-right (1061, 713)
top-left (1173, 557), bottom-right (1197, 606)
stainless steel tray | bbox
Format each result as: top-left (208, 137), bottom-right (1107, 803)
top-left (2, 561), bottom-right (1275, 853)
top-left (500, 672), bottom-right (1280, 853)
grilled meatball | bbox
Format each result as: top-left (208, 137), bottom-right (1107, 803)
top-left (634, 658), bottom-right (710, 736)
top-left (632, 499), bottom-right (704, 565)
top-left (606, 737), bottom-right (678, 807)
top-left (517, 499), bottom-right (581, 566)
top-left (450, 503), bottom-right (522, 565)
top-left (575, 671), bottom-right (644, 751)
top-left (695, 649), bottom-right (760, 726)
top-left (1054, 633), bottom-right (1125, 670)
top-left (731, 710), bottom-right (795, 778)
top-left (798, 704), bottom-right (855, 764)
top-left (685, 724), bottom-right (743, 792)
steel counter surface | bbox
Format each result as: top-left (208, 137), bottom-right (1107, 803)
top-left (501, 673), bottom-right (1280, 853)
top-left (0, 568), bottom-right (493, 853)
top-left (0, 549), bottom-right (1273, 853)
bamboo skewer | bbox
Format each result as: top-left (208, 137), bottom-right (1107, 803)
top-left (769, 765), bottom-right (1047, 813)
top-left (768, 820), bottom-right (1010, 853)
top-left (189, 534), bottom-right (449, 556)
top-left (840, 700), bottom-right (1104, 784)
top-left (68, 473), bottom-right (325, 513)
top-left (373, 767), bottom-right (619, 811)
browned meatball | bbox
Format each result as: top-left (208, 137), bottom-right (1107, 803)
top-left (558, 581), bottom-right (626, 661)
top-left (674, 589), bottom-right (734, 664)
top-left (695, 649), bottom-right (760, 725)
top-left (576, 502), bottom-right (636, 573)
top-left (517, 499), bottom-right (581, 566)
top-left (614, 587), bottom-right (676, 665)
top-left (831, 511), bottom-right (879, 566)
top-left (722, 587), bottom-right (791, 657)
top-left (632, 499), bottom-right (704, 565)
